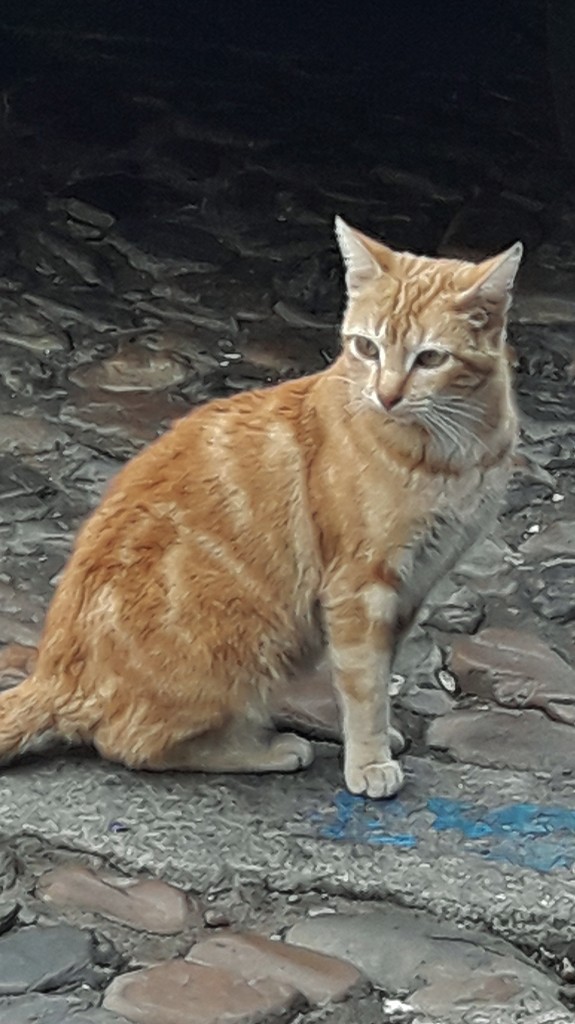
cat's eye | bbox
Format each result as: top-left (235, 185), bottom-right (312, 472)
top-left (353, 336), bottom-right (379, 360)
top-left (414, 348), bottom-right (449, 369)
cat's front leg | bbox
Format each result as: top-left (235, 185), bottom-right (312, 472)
top-left (323, 580), bottom-right (404, 799)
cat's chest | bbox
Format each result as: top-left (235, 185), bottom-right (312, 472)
top-left (394, 464), bottom-right (508, 613)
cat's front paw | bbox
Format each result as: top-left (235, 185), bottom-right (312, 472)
top-left (345, 759), bottom-right (404, 799)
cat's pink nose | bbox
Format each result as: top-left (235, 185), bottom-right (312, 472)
top-left (378, 392), bottom-right (402, 411)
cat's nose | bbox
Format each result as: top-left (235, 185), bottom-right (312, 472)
top-left (378, 391), bottom-right (402, 411)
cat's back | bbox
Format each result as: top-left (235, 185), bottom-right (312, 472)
top-left (103, 371), bottom-right (320, 516)
top-left (63, 372), bottom-right (325, 609)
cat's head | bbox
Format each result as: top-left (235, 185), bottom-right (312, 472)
top-left (334, 217), bottom-right (522, 452)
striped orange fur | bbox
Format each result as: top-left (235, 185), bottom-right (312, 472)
top-left (0, 220), bottom-right (522, 797)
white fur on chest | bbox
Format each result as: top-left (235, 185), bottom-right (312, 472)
top-left (397, 464), bottom-right (509, 621)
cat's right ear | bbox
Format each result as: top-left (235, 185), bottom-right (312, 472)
top-left (335, 217), bottom-right (393, 296)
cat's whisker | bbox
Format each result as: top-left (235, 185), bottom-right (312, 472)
top-left (439, 403), bottom-right (485, 427)
top-left (434, 409), bottom-right (491, 456)
top-left (440, 402), bottom-right (486, 428)
top-left (439, 401), bottom-right (484, 434)
top-left (432, 409), bottom-right (473, 443)
top-left (422, 409), bottom-right (470, 459)
top-left (426, 418), bottom-right (460, 455)
top-left (430, 398), bottom-right (491, 446)
top-left (411, 406), bottom-right (449, 445)
top-left (395, 400), bottom-right (488, 461)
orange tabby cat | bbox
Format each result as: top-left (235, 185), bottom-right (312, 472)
top-left (0, 220), bottom-right (522, 798)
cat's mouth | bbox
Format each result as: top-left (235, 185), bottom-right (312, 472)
top-left (362, 388), bottom-right (417, 422)
top-left (364, 390), bottom-right (485, 457)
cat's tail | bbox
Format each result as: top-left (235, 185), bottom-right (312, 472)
top-left (0, 644), bottom-right (57, 762)
top-left (0, 642), bottom-right (37, 677)
top-left (0, 675), bottom-right (57, 762)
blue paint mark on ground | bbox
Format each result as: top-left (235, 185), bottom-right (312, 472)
top-left (428, 798), bottom-right (575, 873)
top-left (310, 791), bottom-right (575, 871)
top-left (310, 790), bottom-right (417, 848)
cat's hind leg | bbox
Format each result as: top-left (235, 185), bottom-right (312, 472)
top-left (389, 725), bottom-right (405, 755)
top-left (140, 717), bottom-right (315, 774)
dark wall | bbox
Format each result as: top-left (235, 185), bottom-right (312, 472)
top-left (0, 0), bottom-right (545, 82)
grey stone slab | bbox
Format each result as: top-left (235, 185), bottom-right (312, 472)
top-left (0, 994), bottom-right (72, 1024)
top-left (450, 627), bottom-right (575, 725)
top-left (0, 995), bottom-right (126, 1024)
top-left (427, 708), bottom-right (575, 772)
top-left (286, 908), bottom-right (562, 1018)
top-left (0, 923), bottom-right (95, 995)
top-left (521, 520), bottom-right (575, 559)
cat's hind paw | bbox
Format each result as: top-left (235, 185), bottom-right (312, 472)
top-left (270, 733), bottom-right (315, 771)
top-left (390, 726), bottom-right (406, 754)
top-left (345, 759), bottom-right (404, 799)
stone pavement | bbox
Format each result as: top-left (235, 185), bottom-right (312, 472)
top-left (0, 4), bottom-right (575, 1022)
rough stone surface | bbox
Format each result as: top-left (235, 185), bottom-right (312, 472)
top-left (0, 897), bottom-right (19, 935)
top-left (187, 931), bottom-right (365, 1005)
top-left (59, 389), bottom-right (189, 454)
top-left (0, 415), bottom-right (68, 456)
top-left (286, 908), bottom-right (562, 1017)
top-left (0, 847), bottom-right (18, 893)
top-left (450, 627), bottom-right (575, 724)
top-left (103, 959), bottom-right (302, 1024)
top-left (69, 343), bottom-right (188, 393)
top-left (528, 561), bottom-right (575, 623)
top-left (423, 586), bottom-right (485, 633)
top-left (439, 201), bottom-right (543, 260)
top-left (427, 708), bottom-right (575, 771)
top-left (37, 866), bottom-right (190, 934)
top-left (521, 520), bottom-right (575, 558)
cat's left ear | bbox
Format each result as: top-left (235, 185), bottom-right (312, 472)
top-left (456, 242), bottom-right (523, 317)
top-left (335, 216), bottom-right (395, 296)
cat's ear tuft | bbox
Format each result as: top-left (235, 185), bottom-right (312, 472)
top-left (335, 216), bottom-right (392, 296)
top-left (457, 242), bottom-right (523, 314)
